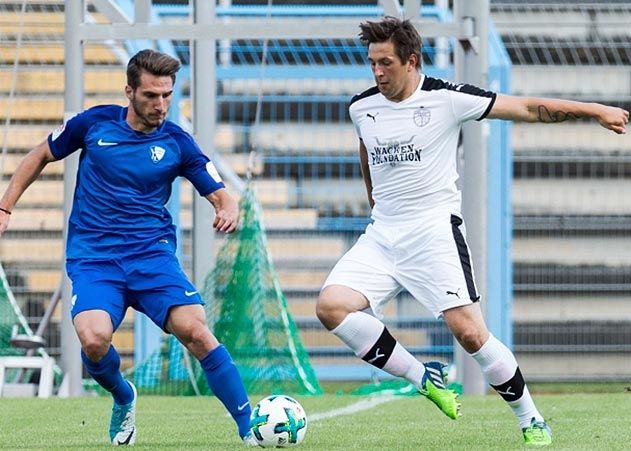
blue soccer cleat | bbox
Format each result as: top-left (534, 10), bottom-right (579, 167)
top-left (110, 381), bottom-right (137, 446)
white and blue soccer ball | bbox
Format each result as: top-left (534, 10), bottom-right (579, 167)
top-left (250, 395), bottom-right (308, 448)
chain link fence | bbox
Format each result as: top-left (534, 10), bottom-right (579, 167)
top-left (2, 0), bottom-right (629, 383)
top-left (492, 0), bottom-right (631, 380)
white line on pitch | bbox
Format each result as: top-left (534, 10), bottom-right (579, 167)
top-left (309, 394), bottom-right (402, 422)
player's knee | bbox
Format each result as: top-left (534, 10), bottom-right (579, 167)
top-left (176, 320), bottom-right (217, 356)
top-left (316, 287), bottom-right (348, 330)
top-left (178, 321), bottom-right (205, 345)
top-left (453, 327), bottom-right (487, 353)
top-left (315, 289), bottom-right (333, 320)
top-left (79, 332), bottom-right (111, 361)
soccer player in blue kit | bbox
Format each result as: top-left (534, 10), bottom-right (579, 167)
top-left (0, 49), bottom-right (257, 446)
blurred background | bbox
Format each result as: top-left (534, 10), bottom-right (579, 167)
top-left (1, 0), bottom-right (630, 397)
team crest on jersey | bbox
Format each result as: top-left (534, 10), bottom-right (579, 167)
top-left (413, 106), bottom-right (431, 127)
top-left (150, 145), bottom-right (166, 163)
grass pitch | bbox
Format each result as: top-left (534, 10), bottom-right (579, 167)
top-left (0, 386), bottom-right (630, 450)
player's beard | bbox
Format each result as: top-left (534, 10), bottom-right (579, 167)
top-left (130, 95), bottom-right (166, 130)
top-left (376, 79), bottom-right (405, 102)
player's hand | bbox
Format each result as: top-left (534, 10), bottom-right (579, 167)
top-left (207, 188), bottom-right (239, 233)
top-left (0, 210), bottom-right (10, 237)
top-left (213, 201), bottom-right (239, 233)
top-left (597, 105), bottom-right (629, 134)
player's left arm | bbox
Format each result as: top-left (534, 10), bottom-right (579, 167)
top-left (487, 94), bottom-right (629, 134)
top-left (206, 188), bottom-right (239, 233)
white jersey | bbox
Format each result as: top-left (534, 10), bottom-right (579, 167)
top-left (349, 74), bottom-right (496, 223)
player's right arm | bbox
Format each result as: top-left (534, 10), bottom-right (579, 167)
top-left (0, 139), bottom-right (56, 237)
top-left (358, 139), bottom-right (374, 209)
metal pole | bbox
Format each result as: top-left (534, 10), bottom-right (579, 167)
top-left (403, 0), bottom-right (420, 20)
top-left (435, 0), bottom-right (450, 69)
top-left (61, 0), bottom-right (85, 397)
top-left (218, 0), bottom-right (232, 66)
top-left (454, 0), bottom-right (490, 396)
top-left (192, 0), bottom-right (217, 286)
top-left (134, 0), bottom-right (152, 24)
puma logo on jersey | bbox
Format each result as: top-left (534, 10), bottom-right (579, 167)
top-left (366, 112), bottom-right (379, 122)
top-left (446, 289), bottom-right (460, 299)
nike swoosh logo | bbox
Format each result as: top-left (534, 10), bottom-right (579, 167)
top-left (185, 290), bottom-right (198, 297)
top-left (98, 138), bottom-right (118, 146)
top-left (237, 402), bottom-right (249, 411)
top-left (116, 429), bottom-right (134, 445)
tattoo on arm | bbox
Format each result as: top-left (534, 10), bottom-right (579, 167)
top-left (537, 105), bottom-right (579, 123)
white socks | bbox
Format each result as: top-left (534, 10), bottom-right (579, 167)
top-left (332, 311), bottom-right (424, 387)
top-left (471, 334), bottom-right (544, 428)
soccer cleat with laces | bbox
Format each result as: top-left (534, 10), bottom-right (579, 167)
top-left (522, 417), bottom-right (552, 446)
top-left (418, 361), bottom-right (461, 420)
top-left (110, 381), bottom-right (137, 446)
top-left (242, 430), bottom-right (261, 448)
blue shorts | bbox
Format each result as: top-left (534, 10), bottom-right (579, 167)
top-left (66, 251), bottom-right (204, 332)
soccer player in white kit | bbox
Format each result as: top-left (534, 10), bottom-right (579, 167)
top-left (316, 17), bottom-right (629, 447)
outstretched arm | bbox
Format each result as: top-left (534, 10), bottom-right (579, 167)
top-left (0, 139), bottom-right (56, 237)
top-left (487, 94), bottom-right (629, 135)
top-left (358, 139), bottom-right (374, 209)
top-left (205, 188), bottom-right (239, 233)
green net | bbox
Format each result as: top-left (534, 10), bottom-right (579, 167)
top-left (111, 184), bottom-right (322, 396)
top-left (85, 334), bottom-right (207, 396)
top-left (0, 263), bottom-right (30, 358)
top-left (202, 184), bottom-right (322, 396)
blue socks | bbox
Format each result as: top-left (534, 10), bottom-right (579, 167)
top-left (81, 345), bottom-right (134, 405)
top-left (200, 344), bottom-right (251, 438)
top-left (82, 343), bottom-right (250, 438)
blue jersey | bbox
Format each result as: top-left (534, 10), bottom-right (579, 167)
top-left (47, 105), bottom-right (224, 259)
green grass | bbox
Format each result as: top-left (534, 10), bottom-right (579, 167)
top-left (1, 391), bottom-right (630, 450)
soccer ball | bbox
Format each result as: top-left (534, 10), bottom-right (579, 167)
top-left (250, 395), bottom-right (308, 448)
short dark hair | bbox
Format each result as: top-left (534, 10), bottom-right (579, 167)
top-left (126, 49), bottom-right (181, 90)
top-left (358, 16), bottom-right (422, 69)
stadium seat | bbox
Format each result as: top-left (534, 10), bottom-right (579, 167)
top-left (0, 355), bottom-right (55, 398)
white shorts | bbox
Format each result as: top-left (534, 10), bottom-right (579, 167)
top-left (322, 209), bottom-right (480, 318)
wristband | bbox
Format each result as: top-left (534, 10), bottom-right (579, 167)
top-left (0, 207), bottom-right (11, 215)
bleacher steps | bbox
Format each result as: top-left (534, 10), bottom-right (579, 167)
top-left (0, 43), bottom-right (124, 65)
top-left (513, 179), bottom-right (631, 215)
top-left (0, 68), bottom-right (126, 95)
top-left (514, 294), bottom-right (631, 322)
top-left (514, 236), bottom-right (631, 266)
